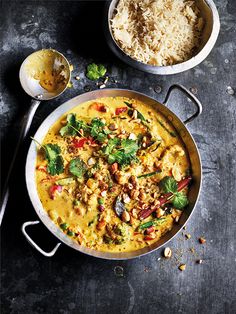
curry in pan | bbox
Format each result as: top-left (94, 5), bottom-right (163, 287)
top-left (35, 97), bottom-right (191, 252)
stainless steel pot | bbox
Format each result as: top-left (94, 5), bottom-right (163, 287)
top-left (105, 0), bottom-right (220, 75)
top-left (22, 84), bottom-right (202, 259)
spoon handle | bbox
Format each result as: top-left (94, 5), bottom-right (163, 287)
top-left (0, 99), bottom-right (41, 226)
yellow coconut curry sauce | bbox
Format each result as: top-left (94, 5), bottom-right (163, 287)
top-left (35, 97), bottom-right (191, 253)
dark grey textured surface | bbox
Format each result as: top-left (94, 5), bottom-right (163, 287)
top-left (1, 1), bottom-right (236, 313)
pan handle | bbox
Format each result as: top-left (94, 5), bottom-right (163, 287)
top-left (21, 221), bottom-right (61, 257)
top-left (163, 84), bottom-right (202, 125)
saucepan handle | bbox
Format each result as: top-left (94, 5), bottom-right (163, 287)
top-left (21, 220), bottom-right (61, 257)
top-left (163, 84), bottom-right (202, 125)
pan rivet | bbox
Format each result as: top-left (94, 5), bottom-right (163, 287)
top-left (190, 87), bottom-right (198, 94)
top-left (84, 85), bottom-right (92, 92)
top-left (154, 85), bottom-right (162, 94)
top-left (114, 266), bottom-right (124, 277)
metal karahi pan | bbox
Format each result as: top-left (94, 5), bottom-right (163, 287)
top-left (22, 84), bottom-right (202, 259)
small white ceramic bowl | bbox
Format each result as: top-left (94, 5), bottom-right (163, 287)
top-left (105, 0), bottom-right (220, 75)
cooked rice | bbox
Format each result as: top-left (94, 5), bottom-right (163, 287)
top-left (111, 0), bottom-right (204, 66)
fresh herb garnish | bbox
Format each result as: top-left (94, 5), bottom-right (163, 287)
top-left (69, 157), bottom-right (87, 178)
top-left (159, 176), bottom-right (189, 209)
top-left (90, 118), bottom-right (109, 143)
top-left (31, 138), bottom-right (64, 176)
top-left (103, 138), bottom-right (139, 166)
top-left (86, 63), bottom-right (107, 81)
top-left (44, 144), bottom-right (64, 176)
top-left (172, 192), bottom-right (188, 209)
top-left (159, 176), bottom-right (177, 194)
top-left (59, 113), bottom-right (88, 137)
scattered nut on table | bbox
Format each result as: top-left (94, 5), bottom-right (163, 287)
top-left (199, 237), bottom-right (206, 244)
top-left (196, 259), bottom-right (203, 264)
top-left (179, 264), bottom-right (186, 271)
top-left (163, 247), bottom-right (172, 258)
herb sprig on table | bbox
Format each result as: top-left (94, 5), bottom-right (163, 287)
top-left (86, 63), bottom-right (107, 81)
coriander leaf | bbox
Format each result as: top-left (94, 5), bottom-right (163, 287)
top-left (90, 118), bottom-right (108, 142)
top-left (47, 155), bottom-right (64, 176)
top-left (44, 144), bottom-right (61, 160)
top-left (103, 138), bottom-right (120, 155)
top-left (69, 157), bottom-right (87, 178)
top-left (159, 176), bottom-right (178, 194)
top-left (59, 113), bottom-right (77, 137)
top-left (67, 113), bottom-right (76, 125)
top-left (97, 64), bottom-right (107, 77)
top-left (96, 133), bottom-right (107, 143)
top-left (172, 192), bottom-right (188, 209)
top-left (108, 151), bottom-right (124, 164)
top-left (86, 63), bottom-right (107, 81)
top-left (121, 139), bottom-right (139, 155)
top-left (44, 144), bottom-right (64, 175)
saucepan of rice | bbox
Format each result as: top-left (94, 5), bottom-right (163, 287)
top-left (105, 0), bottom-right (220, 74)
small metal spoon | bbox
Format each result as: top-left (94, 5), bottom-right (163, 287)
top-left (0, 48), bottom-right (71, 225)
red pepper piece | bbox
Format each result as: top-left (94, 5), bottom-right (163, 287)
top-left (72, 138), bottom-right (89, 148)
top-left (49, 185), bottom-right (62, 199)
top-left (144, 234), bottom-right (156, 241)
top-left (115, 107), bottom-right (127, 115)
top-left (90, 102), bottom-right (107, 112)
top-left (139, 176), bottom-right (192, 220)
top-left (146, 226), bottom-right (155, 234)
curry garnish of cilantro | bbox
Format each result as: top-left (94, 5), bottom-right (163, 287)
top-left (31, 137), bottom-right (64, 176)
top-left (44, 144), bottom-right (64, 176)
top-left (89, 118), bottom-right (111, 143)
top-left (159, 176), bottom-right (188, 209)
top-left (103, 138), bottom-right (139, 167)
top-left (59, 113), bottom-right (88, 137)
top-left (69, 157), bottom-right (87, 178)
